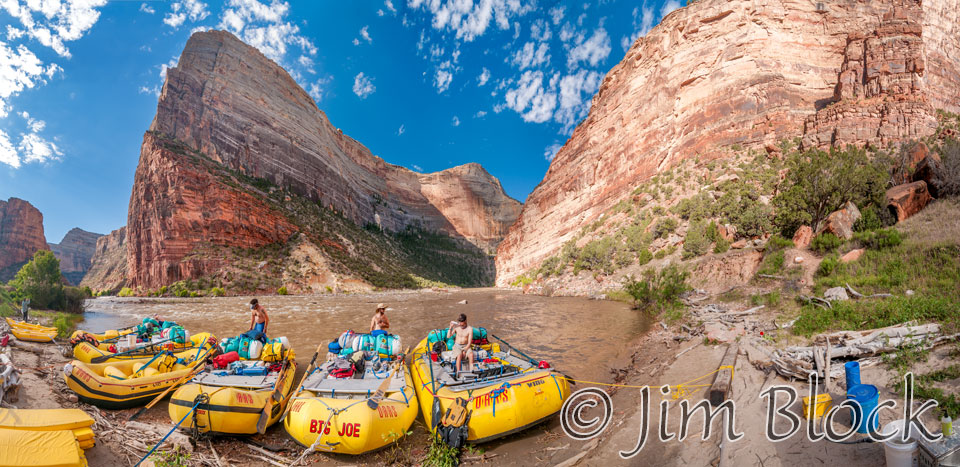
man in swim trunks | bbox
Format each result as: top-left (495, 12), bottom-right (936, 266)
top-left (447, 313), bottom-right (474, 373)
top-left (248, 298), bottom-right (269, 341)
top-left (370, 303), bottom-right (390, 333)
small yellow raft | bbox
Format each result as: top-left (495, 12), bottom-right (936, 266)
top-left (0, 408), bottom-right (96, 450)
top-left (169, 350), bottom-right (297, 435)
top-left (0, 429), bottom-right (88, 467)
top-left (284, 351), bottom-right (418, 455)
top-left (72, 332), bottom-right (214, 364)
top-left (5, 318), bottom-right (58, 342)
top-left (410, 336), bottom-right (570, 444)
top-left (63, 346), bottom-right (214, 409)
top-left (69, 327), bottom-right (134, 343)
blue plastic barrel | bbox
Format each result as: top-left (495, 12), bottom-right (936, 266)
top-left (847, 384), bottom-right (880, 434)
top-left (845, 361), bottom-right (861, 390)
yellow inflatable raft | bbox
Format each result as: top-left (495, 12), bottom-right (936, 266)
top-left (410, 335), bottom-right (570, 444)
top-left (0, 429), bottom-right (88, 467)
top-left (168, 349), bottom-right (297, 435)
top-left (5, 318), bottom-right (58, 342)
top-left (68, 327), bottom-right (134, 343)
top-left (284, 348), bottom-right (418, 455)
top-left (72, 332), bottom-right (214, 364)
top-left (63, 345), bottom-right (215, 409)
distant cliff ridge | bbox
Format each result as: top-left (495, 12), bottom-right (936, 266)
top-left (49, 228), bottom-right (102, 285)
top-left (127, 30), bottom-right (520, 291)
top-left (80, 227), bottom-right (127, 292)
top-left (0, 198), bottom-right (48, 282)
top-left (495, 0), bottom-right (960, 286)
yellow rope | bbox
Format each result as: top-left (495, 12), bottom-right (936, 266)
top-left (558, 365), bottom-right (735, 400)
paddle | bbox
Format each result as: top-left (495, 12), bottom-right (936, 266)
top-left (278, 344), bottom-right (324, 424)
top-left (367, 347), bottom-right (409, 410)
top-left (256, 353), bottom-right (292, 434)
top-left (491, 334), bottom-right (539, 366)
top-left (128, 344), bottom-right (215, 421)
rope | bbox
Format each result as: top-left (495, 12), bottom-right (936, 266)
top-left (135, 395), bottom-right (204, 466)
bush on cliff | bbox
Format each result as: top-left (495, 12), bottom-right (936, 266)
top-left (772, 146), bottom-right (889, 236)
top-left (940, 137), bottom-right (960, 197)
top-left (810, 232), bottom-right (842, 255)
top-left (653, 217), bottom-right (679, 239)
top-left (622, 264), bottom-right (690, 320)
top-left (682, 221), bottom-right (710, 260)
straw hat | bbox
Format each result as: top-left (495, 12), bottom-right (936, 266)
top-left (377, 303), bottom-right (387, 310)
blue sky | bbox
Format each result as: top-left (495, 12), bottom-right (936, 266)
top-left (0, 0), bottom-right (680, 242)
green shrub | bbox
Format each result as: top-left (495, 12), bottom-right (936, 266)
top-left (853, 228), bottom-right (902, 249)
top-left (510, 275), bottom-right (533, 287)
top-left (158, 285), bottom-right (168, 296)
top-left (757, 250), bottom-right (785, 276)
top-left (118, 287), bottom-right (135, 297)
top-left (622, 264), bottom-right (691, 318)
top-left (53, 314), bottom-right (71, 338)
top-left (277, 286), bottom-right (289, 295)
top-left (713, 238), bottom-right (730, 254)
top-left (817, 254), bottom-right (841, 277)
top-left (653, 218), bottom-right (679, 239)
top-left (766, 234), bottom-right (795, 252)
top-left (810, 233), bottom-right (842, 255)
top-left (854, 205), bottom-right (884, 232)
top-left (682, 221), bottom-right (710, 260)
top-left (792, 296), bottom-right (958, 336)
top-left (174, 288), bottom-right (190, 298)
top-left (637, 248), bottom-right (653, 265)
top-left (705, 221), bottom-right (720, 243)
top-left (62, 287), bottom-right (86, 314)
top-left (10, 250), bottom-right (64, 310)
top-left (672, 193), bottom-right (715, 221)
top-left (574, 237), bottom-right (618, 274)
top-left (189, 291), bottom-right (200, 297)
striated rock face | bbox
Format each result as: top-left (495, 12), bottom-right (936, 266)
top-left (0, 198), bottom-right (48, 282)
top-left (129, 30), bottom-right (519, 289)
top-left (48, 228), bottom-right (102, 285)
top-left (80, 227), bottom-right (128, 292)
top-left (496, 0), bottom-right (960, 285)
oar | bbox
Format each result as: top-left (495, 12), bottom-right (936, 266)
top-left (491, 334), bottom-right (539, 366)
top-left (91, 338), bottom-right (175, 364)
top-left (278, 344), bottom-right (324, 423)
top-left (367, 347), bottom-right (409, 410)
top-left (256, 353), bottom-right (292, 434)
top-left (129, 344), bottom-right (215, 421)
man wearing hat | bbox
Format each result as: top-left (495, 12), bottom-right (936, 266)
top-left (370, 303), bottom-right (390, 334)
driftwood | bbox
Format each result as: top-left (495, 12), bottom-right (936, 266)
top-left (845, 283), bottom-right (894, 300)
top-left (709, 344), bottom-right (738, 406)
top-left (758, 274), bottom-right (787, 280)
top-left (799, 295), bottom-right (832, 309)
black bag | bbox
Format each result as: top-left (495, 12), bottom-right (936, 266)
top-left (438, 412), bottom-right (471, 449)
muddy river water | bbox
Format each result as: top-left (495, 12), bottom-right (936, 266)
top-left (82, 288), bottom-right (649, 384)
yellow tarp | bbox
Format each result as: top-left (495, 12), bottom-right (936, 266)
top-left (0, 409), bottom-right (94, 432)
top-left (0, 429), bottom-right (87, 467)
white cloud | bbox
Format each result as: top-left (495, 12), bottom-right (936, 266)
top-left (0, 42), bottom-right (47, 118)
top-left (451, 115), bottom-right (460, 126)
top-left (434, 60), bottom-right (455, 93)
top-left (352, 38), bottom-right (360, 46)
top-left (298, 54), bottom-right (314, 70)
top-left (567, 27), bottom-right (610, 68)
top-left (477, 67), bottom-right (490, 86)
top-left (218, 0), bottom-right (317, 64)
top-left (139, 85), bottom-right (160, 97)
top-left (412, 164), bottom-right (422, 172)
top-left (559, 22), bottom-right (575, 42)
top-left (529, 19), bottom-right (551, 42)
top-left (0, 112), bottom-right (62, 168)
top-left (359, 25), bottom-right (372, 43)
top-left (0, 131), bottom-right (17, 168)
top-left (407, 0), bottom-right (535, 42)
top-left (503, 70), bottom-right (556, 123)
top-left (620, 5), bottom-right (656, 52)
top-left (306, 76), bottom-right (331, 102)
top-left (0, 0), bottom-right (108, 58)
top-left (140, 3), bottom-right (155, 14)
top-left (377, 9), bottom-right (385, 17)
top-left (164, 0), bottom-right (209, 28)
top-left (554, 69), bottom-right (601, 131)
top-left (549, 6), bottom-right (564, 25)
top-left (396, 124), bottom-right (405, 136)
top-left (543, 142), bottom-right (562, 162)
top-left (474, 110), bottom-right (486, 118)
top-left (661, 0), bottom-right (682, 18)
top-left (384, 0), bottom-right (396, 14)
top-left (510, 41), bottom-right (550, 70)
top-left (353, 72), bottom-right (375, 98)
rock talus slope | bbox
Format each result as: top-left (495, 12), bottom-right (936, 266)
top-left (129, 30), bottom-right (520, 289)
top-left (496, 0), bottom-right (960, 285)
top-left (0, 198), bottom-right (48, 282)
top-left (48, 228), bottom-right (102, 285)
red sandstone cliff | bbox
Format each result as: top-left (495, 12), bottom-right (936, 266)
top-left (0, 198), bottom-right (48, 282)
top-left (128, 31), bottom-right (520, 289)
top-left (49, 228), bottom-right (102, 285)
top-left (80, 227), bottom-right (128, 292)
top-left (495, 0), bottom-right (960, 285)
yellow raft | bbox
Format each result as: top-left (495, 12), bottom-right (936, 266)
top-left (5, 318), bottom-right (58, 342)
top-left (410, 336), bottom-right (570, 444)
top-left (0, 408), bottom-right (96, 450)
top-left (0, 429), bottom-right (88, 467)
top-left (69, 327), bottom-right (134, 343)
top-left (284, 349), bottom-right (418, 455)
top-left (63, 345), bottom-right (214, 409)
top-left (72, 332), bottom-right (214, 364)
top-left (169, 350), bottom-right (298, 435)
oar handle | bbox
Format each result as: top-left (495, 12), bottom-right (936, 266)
top-left (491, 334), bottom-right (539, 366)
top-left (279, 344), bottom-right (324, 422)
top-left (129, 344), bottom-right (214, 420)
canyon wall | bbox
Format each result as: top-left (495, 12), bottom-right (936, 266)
top-left (49, 228), bottom-right (102, 285)
top-left (0, 198), bottom-right (48, 282)
top-left (128, 30), bottom-right (519, 289)
top-left (496, 0), bottom-right (960, 285)
top-left (80, 227), bottom-right (128, 292)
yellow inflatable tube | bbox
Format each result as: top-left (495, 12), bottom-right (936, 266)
top-left (284, 365), bottom-right (419, 455)
top-left (72, 332), bottom-right (214, 364)
top-left (5, 318), bottom-right (58, 342)
top-left (410, 338), bottom-right (571, 444)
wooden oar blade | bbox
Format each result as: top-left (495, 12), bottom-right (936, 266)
top-left (256, 400), bottom-right (273, 434)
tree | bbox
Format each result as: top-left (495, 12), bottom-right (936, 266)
top-left (10, 250), bottom-right (64, 310)
top-left (773, 146), bottom-right (890, 236)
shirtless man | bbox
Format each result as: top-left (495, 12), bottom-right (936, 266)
top-left (447, 313), bottom-right (474, 373)
top-left (248, 298), bottom-right (269, 341)
top-left (370, 303), bottom-right (391, 333)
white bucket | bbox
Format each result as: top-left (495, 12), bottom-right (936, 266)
top-left (275, 336), bottom-right (290, 350)
top-left (247, 340), bottom-right (263, 360)
top-left (880, 419), bottom-right (917, 467)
